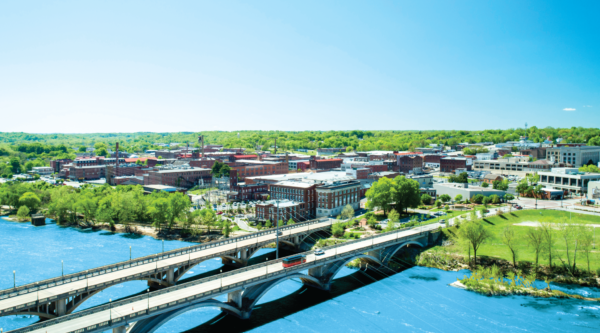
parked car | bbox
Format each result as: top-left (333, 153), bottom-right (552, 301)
top-left (439, 219), bottom-right (446, 224)
top-left (314, 249), bottom-right (324, 256)
top-left (216, 211), bottom-right (223, 215)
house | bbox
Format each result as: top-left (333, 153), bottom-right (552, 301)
top-left (482, 174), bottom-right (504, 184)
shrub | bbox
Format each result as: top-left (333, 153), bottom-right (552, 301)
top-left (17, 206), bottom-right (30, 221)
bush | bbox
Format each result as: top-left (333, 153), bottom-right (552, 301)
top-left (16, 206), bottom-right (30, 220)
top-left (332, 222), bottom-right (345, 237)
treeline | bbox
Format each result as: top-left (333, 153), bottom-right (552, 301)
top-left (2, 126), bottom-right (600, 156)
top-left (0, 182), bottom-right (231, 234)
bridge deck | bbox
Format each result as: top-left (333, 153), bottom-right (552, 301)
top-left (12, 223), bottom-right (441, 333)
top-left (0, 218), bottom-right (334, 317)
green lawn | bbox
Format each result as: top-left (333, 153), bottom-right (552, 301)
top-left (439, 209), bottom-right (600, 272)
top-left (188, 187), bottom-right (218, 195)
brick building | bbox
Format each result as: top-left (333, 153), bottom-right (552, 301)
top-left (309, 156), bottom-right (343, 171)
top-left (316, 180), bottom-right (361, 217)
top-left (424, 155), bottom-right (444, 163)
top-left (189, 158), bottom-right (220, 169)
top-left (146, 167), bottom-right (212, 188)
top-left (269, 181), bottom-right (317, 219)
top-left (397, 155), bottom-right (424, 174)
top-left (255, 200), bottom-right (306, 223)
top-left (440, 157), bottom-right (472, 173)
top-left (230, 160), bottom-right (288, 180)
top-left (106, 164), bottom-right (144, 185)
top-left (68, 165), bottom-right (106, 180)
top-left (230, 155), bottom-right (258, 162)
top-left (50, 159), bottom-right (72, 173)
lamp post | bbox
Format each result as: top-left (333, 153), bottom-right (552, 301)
top-left (13, 271), bottom-right (15, 289)
top-left (147, 289), bottom-right (150, 311)
top-left (162, 240), bottom-right (164, 253)
top-left (61, 260), bottom-right (64, 277)
top-left (109, 298), bottom-right (112, 322)
top-left (130, 246), bottom-right (132, 261)
top-left (276, 200), bottom-right (280, 259)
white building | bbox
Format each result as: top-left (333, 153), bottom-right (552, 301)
top-left (31, 167), bottom-right (53, 175)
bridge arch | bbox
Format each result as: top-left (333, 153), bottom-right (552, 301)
top-left (322, 254), bottom-right (382, 285)
top-left (242, 273), bottom-right (323, 315)
top-left (381, 241), bottom-right (424, 265)
top-left (128, 299), bottom-right (242, 333)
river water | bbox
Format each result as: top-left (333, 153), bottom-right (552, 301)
top-left (1, 217), bottom-right (600, 332)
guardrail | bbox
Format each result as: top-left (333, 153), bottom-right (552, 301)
top-left (7, 224), bottom-right (435, 333)
top-left (0, 217), bottom-right (332, 301)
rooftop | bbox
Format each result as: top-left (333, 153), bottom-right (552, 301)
top-left (273, 181), bottom-right (315, 188)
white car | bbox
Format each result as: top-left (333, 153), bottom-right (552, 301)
top-left (314, 249), bottom-right (325, 255)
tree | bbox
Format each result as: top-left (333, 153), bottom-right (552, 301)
top-left (19, 192), bottom-right (41, 212)
top-left (481, 182), bottom-right (489, 188)
top-left (148, 198), bottom-right (170, 231)
top-left (493, 179), bottom-right (509, 191)
top-left (557, 222), bottom-right (578, 275)
top-left (489, 194), bottom-right (500, 204)
top-left (388, 209), bottom-right (399, 224)
top-left (287, 218), bottom-right (295, 225)
top-left (516, 179), bottom-right (529, 197)
top-left (504, 193), bottom-right (515, 203)
top-left (471, 194), bottom-right (484, 204)
top-left (439, 194), bottom-right (451, 203)
top-left (526, 226), bottom-right (545, 275)
top-left (78, 146), bottom-right (87, 152)
top-left (167, 192), bottom-right (191, 229)
top-left (17, 206), bottom-right (30, 220)
top-left (435, 200), bottom-right (442, 208)
top-left (332, 222), bottom-right (344, 237)
top-left (578, 225), bottom-right (594, 274)
top-left (366, 177), bottom-right (394, 214)
top-left (458, 220), bottom-right (492, 267)
top-left (340, 204), bottom-right (354, 220)
top-left (421, 193), bottom-right (432, 205)
top-left (540, 222), bottom-right (556, 270)
top-left (532, 185), bottom-right (544, 208)
top-left (448, 172), bottom-right (468, 183)
top-left (278, 220), bottom-right (284, 227)
top-left (9, 157), bottom-right (21, 174)
top-left (454, 194), bottom-right (463, 203)
top-left (501, 226), bottom-right (519, 268)
top-left (265, 220), bottom-right (272, 228)
top-left (220, 164), bottom-right (231, 177)
top-left (391, 176), bottom-right (421, 214)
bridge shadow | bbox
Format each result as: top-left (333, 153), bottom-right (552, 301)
top-left (183, 268), bottom-right (392, 333)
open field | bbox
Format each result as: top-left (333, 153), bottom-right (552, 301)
top-left (436, 209), bottom-right (600, 272)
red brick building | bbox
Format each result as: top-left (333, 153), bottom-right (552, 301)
top-left (397, 155), bottom-right (424, 173)
top-left (146, 167), bottom-right (212, 188)
top-left (230, 155), bottom-right (258, 162)
top-left (255, 200), bottom-right (306, 223)
top-left (361, 164), bottom-right (387, 173)
top-left (316, 180), bottom-right (361, 217)
top-left (189, 158), bottom-right (220, 169)
top-left (230, 160), bottom-right (288, 180)
top-left (424, 155), bottom-right (444, 163)
top-left (50, 159), bottom-right (72, 173)
top-left (106, 164), bottom-right (144, 185)
top-left (440, 157), bottom-right (471, 173)
top-left (68, 165), bottom-right (106, 180)
top-left (309, 156), bottom-right (343, 170)
top-left (270, 181), bottom-right (317, 219)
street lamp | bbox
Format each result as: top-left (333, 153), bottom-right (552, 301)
top-left (162, 240), bottom-right (164, 253)
top-left (276, 200), bottom-right (280, 259)
top-left (130, 246), bottom-right (132, 261)
top-left (61, 260), bottom-right (64, 277)
top-left (147, 289), bottom-right (150, 311)
top-left (109, 298), bottom-right (112, 322)
top-left (13, 271), bottom-right (15, 289)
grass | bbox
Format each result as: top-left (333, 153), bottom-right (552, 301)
top-left (438, 209), bottom-right (600, 272)
top-left (188, 187), bottom-right (218, 195)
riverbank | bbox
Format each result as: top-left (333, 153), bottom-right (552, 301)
top-left (451, 268), bottom-right (600, 303)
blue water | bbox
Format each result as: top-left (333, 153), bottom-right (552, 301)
top-left (1, 217), bottom-right (600, 332)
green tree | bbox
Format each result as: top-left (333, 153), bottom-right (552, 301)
top-left (9, 157), bottom-right (21, 174)
top-left (265, 220), bottom-right (272, 228)
top-left (167, 192), bottom-right (191, 229)
top-left (504, 193), bottom-right (515, 202)
top-left (435, 200), bottom-right (442, 208)
top-left (332, 222), bottom-right (344, 237)
top-left (493, 179), bottom-right (509, 191)
top-left (501, 226), bottom-right (519, 268)
top-left (489, 194), bottom-right (500, 204)
top-left (95, 147), bottom-right (109, 157)
top-left (388, 209), bottom-right (399, 224)
top-left (421, 193), bottom-right (432, 205)
top-left (340, 204), bottom-right (355, 220)
top-left (148, 198), bottom-right (170, 231)
top-left (391, 176), bottom-right (421, 214)
top-left (454, 194), bottom-right (463, 203)
top-left (366, 177), bottom-right (394, 214)
top-left (458, 220), bottom-right (492, 267)
top-left (439, 194), bottom-right (451, 203)
top-left (526, 226), bottom-right (546, 275)
top-left (481, 182), bottom-right (489, 188)
top-left (19, 192), bottom-right (41, 212)
top-left (471, 194), bottom-right (484, 204)
top-left (287, 218), bottom-right (295, 225)
top-left (78, 146), bottom-right (87, 152)
top-left (17, 206), bottom-right (30, 220)
top-left (516, 179), bottom-right (529, 197)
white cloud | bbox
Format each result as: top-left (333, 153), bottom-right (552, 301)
top-left (583, 105), bottom-right (592, 108)
top-left (563, 108), bottom-right (576, 111)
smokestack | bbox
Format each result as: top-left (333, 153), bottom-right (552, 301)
top-left (274, 138), bottom-right (277, 154)
top-left (199, 135), bottom-right (205, 158)
top-left (115, 142), bottom-right (119, 184)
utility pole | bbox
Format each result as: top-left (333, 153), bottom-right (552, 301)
top-left (276, 199), bottom-right (280, 259)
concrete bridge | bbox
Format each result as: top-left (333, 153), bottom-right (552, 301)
top-left (0, 218), bottom-right (335, 320)
top-left (6, 223), bottom-right (442, 333)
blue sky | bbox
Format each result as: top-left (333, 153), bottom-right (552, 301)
top-left (0, 1), bottom-right (598, 133)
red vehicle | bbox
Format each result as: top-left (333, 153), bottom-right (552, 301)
top-left (216, 211), bottom-right (223, 215)
top-left (282, 255), bottom-right (306, 268)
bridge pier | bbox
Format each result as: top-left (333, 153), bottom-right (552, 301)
top-left (56, 299), bottom-right (66, 316)
top-left (113, 325), bottom-right (127, 333)
top-left (366, 249), bottom-right (382, 261)
top-left (307, 266), bottom-right (331, 290)
top-left (166, 268), bottom-right (175, 285)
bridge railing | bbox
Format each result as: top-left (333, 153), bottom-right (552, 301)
top-left (0, 217), bottom-right (332, 300)
top-left (7, 224), bottom-right (434, 333)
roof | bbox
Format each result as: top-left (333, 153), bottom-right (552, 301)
top-left (233, 155), bottom-right (258, 159)
top-left (316, 158), bottom-right (343, 162)
top-left (124, 157), bottom-right (155, 163)
top-left (394, 152), bottom-right (423, 156)
top-left (273, 181), bottom-right (315, 188)
top-left (483, 174), bottom-right (503, 180)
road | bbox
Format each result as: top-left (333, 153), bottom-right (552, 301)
top-left (0, 218), bottom-right (334, 317)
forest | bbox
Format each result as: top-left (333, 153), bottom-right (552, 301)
top-left (2, 127), bottom-right (600, 178)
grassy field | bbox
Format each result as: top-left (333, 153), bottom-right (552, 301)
top-left (188, 187), bottom-right (218, 195)
top-left (438, 209), bottom-right (600, 272)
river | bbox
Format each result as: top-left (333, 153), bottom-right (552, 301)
top-left (1, 217), bottom-right (599, 332)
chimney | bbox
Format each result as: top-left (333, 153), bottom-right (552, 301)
top-left (115, 142), bottom-right (119, 183)
top-left (274, 138), bottom-right (277, 154)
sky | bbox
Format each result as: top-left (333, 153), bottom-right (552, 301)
top-left (0, 0), bottom-right (599, 133)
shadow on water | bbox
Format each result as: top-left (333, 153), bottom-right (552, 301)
top-left (183, 268), bottom-right (392, 333)
top-left (121, 233), bottom-right (145, 240)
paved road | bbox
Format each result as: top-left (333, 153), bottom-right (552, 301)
top-left (0, 219), bottom-right (334, 316)
top-left (233, 217), bottom-right (258, 232)
top-left (12, 222), bottom-right (443, 333)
